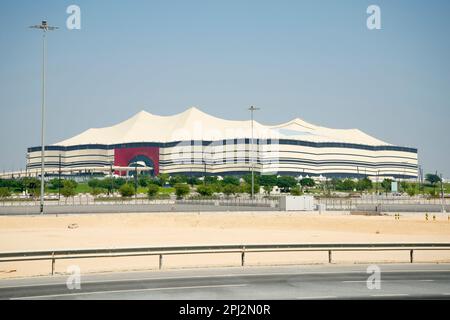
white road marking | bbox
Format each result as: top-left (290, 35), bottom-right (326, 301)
top-left (371, 293), bottom-right (409, 297)
top-left (1, 268), bottom-right (449, 289)
top-left (342, 279), bottom-right (434, 283)
top-left (11, 283), bottom-right (248, 300)
top-left (297, 295), bottom-right (337, 299)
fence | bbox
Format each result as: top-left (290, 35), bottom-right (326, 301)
top-left (0, 195), bottom-right (279, 208)
top-left (1, 243), bottom-right (449, 275)
top-left (318, 196), bottom-right (447, 211)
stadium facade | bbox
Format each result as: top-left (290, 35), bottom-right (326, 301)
top-left (26, 107), bottom-right (418, 179)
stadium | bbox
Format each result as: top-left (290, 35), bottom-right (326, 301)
top-left (26, 107), bottom-right (418, 179)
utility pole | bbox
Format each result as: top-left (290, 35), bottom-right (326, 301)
top-left (110, 161), bottom-right (114, 196)
top-left (248, 106), bottom-right (260, 200)
top-left (134, 164), bottom-right (138, 202)
top-left (30, 20), bottom-right (58, 214)
top-left (376, 169), bottom-right (380, 194)
top-left (58, 153), bottom-right (62, 200)
top-left (440, 173), bottom-right (446, 213)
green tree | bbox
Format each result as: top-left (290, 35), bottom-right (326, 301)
top-left (99, 177), bottom-right (114, 194)
top-left (277, 176), bottom-right (297, 192)
top-left (425, 173), bottom-right (441, 186)
top-left (204, 176), bottom-right (218, 185)
top-left (119, 183), bottom-right (135, 197)
top-left (158, 173), bottom-right (169, 186)
top-left (340, 179), bottom-right (356, 191)
top-left (64, 180), bottom-right (78, 190)
top-left (259, 174), bottom-right (277, 187)
top-left (88, 178), bottom-right (101, 189)
top-left (171, 174), bottom-right (188, 184)
top-left (24, 178), bottom-right (41, 197)
top-left (381, 179), bottom-right (392, 193)
top-left (60, 180), bottom-right (77, 199)
top-left (48, 178), bottom-right (63, 190)
top-left (300, 178), bottom-right (315, 188)
top-left (187, 176), bottom-right (200, 186)
top-left (260, 175), bottom-right (277, 195)
top-left (113, 178), bottom-right (126, 190)
top-left (222, 176), bottom-right (240, 186)
top-left (90, 187), bottom-right (104, 197)
top-left (242, 182), bottom-right (260, 195)
top-left (174, 183), bottom-right (190, 199)
top-left (147, 184), bottom-right (159, 198)
top-left (356, 178), bottom-right (373, 191)
top-left (243, 174), bottom-right (260, 185)
top-left (60, 185), bottom-right (76, 198)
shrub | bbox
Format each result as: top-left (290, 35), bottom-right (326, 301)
top-left (138, 175), bottom-right (150, 187)
top-left (223, 184), bottom-right (238, 196)
top-left (0, 187), bottom-right (11, 198)
top-left (174, 183), bottom-right (190, 199)
top-left (197, 185), bottom-right (214, 196)
top-left (406, 188), bottom-right (416, 197)
top-left (90, 187), bottom-right (104, 197)
top-left (290, 186), bottom-right (302, 196)
top-left (428, 189), bottom-right (437, 198)
top-left (263, 185), bottom-right (273, 195)
top-left (147, 184), bottom-right (159, 198)
top-left (119, 184), bottom-right (135, 197)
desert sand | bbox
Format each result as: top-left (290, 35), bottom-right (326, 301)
top-left (1, 211), bottom-right (450, 278)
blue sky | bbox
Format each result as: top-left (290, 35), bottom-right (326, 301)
top-left (0, 0), bottom-right (449, 176)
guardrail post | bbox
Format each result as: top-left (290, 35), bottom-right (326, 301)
top-left (51, 252), bottom-right (55, 275)
top-left (241, 246), bottom-right (245, 267)
top-left (328, 250), bottom-right (332, 263)
top-left (410, 249), bottom-right (414, 263)
top-left (159, 254), bottom-right (163, 270)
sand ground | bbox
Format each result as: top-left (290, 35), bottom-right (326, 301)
top-left (1, 211), bottom-right (450, 278)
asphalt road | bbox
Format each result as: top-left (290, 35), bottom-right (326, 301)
top-left (1, 263), bottom-right (449, 300)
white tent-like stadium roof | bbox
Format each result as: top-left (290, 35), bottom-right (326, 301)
top-left (55, 107), bottom-right (389, 146)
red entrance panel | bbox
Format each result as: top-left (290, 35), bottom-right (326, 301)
top-left (114, 146), bottom-right (159, 176)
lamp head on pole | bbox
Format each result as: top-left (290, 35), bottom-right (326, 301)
top-left (29, 20), bottom-right (59, 31)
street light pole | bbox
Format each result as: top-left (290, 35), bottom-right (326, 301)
top-left (30, 21), bottom-right (58, 214)
top-left (248, 106), bottom-right (260, 200)
top-left (440, 173), bottom-right (446, 213)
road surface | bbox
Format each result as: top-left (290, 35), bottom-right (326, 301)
top-left (1, 263), bottom-right (449, 300)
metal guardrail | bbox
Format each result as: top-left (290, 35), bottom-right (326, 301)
top-left (1, 243), bottom-right (450, 275)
